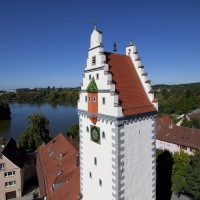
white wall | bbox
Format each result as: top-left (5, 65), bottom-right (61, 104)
top-left (123, 117), bottom-right (156, 200)
top-left (80, 116), bottom-right (115, 200)
top-left (156, 139), bottom-right (194, 155)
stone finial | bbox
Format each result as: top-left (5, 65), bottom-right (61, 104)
top-left (113, 42), bottom-right (117, 53)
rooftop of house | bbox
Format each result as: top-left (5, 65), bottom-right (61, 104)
top-left (106, 52), bottom-right (156, 116)
top-left (36, 133), bottom-right (80, 200)
top-left (1, 138), bottom-right (26, 169)
top-left (156, 116), bottom-right (200, 150)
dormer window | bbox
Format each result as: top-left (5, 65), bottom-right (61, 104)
top-left (92, 56), bottom-right (96, 66)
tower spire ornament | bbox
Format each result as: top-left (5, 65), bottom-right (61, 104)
top-left (113, 42), bottom-right (117, 53)
top-left (91, 20), bottom-right (97, 30)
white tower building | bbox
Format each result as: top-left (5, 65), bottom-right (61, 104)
top-left (78, 27), bottom-right (158, 200)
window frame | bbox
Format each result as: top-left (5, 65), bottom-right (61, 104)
top-left (0, 163), bottom-right (5, 169)
top-left (5, 181), bottom-right (16, 188)
top-left (94, 157), bottom-right (97, 166)
top-left (92, 56), bottom-right (96, 66)
top-left (4, 171), bottom-right (15, 178)
top-left (102, 97), bottom-right (105, 105)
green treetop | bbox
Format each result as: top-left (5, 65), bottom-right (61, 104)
top-left (86, 77), bottom-right (98, 93)
top-left (19, 113), bottom-right (50, 150)
top-left (171, 150), bottom-right (190, 195)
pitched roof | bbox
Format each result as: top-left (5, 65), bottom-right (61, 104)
top-left (36, 133), bottom-right (80, 200)
top-left (2, 138), bottom-right (25, 169)
top-left (156, 116), bottom-right (200, 150)
top-left (106, 52), bottom-right (156, 116)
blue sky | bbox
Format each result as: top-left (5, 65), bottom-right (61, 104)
top-left (0, 0), bottom-right (200, 90)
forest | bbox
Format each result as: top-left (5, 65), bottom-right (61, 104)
top-left (0, 87), bottom-right (79, 104)
top-left (153, 82), bottom-right (200, 115)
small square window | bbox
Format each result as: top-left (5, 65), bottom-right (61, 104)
top-left (85, 96), bottom-right (87, 102)
top-left (92, 56), bottom-right (96, 65)
top-left (89, 172), bottom-right (92, 178)
top-left (89, 75), bottom-right (91, 80)
top-left (94, 157), bottom-right (97, 166)
top-left (102, 132), bottom-right (105, 139)
top-left (96, 73), bottom-right (99, 79)
top-left (102, 97), bottom-right (105, 105)
top-left (93, 97), bottom-right (96, 102)
top-left (99, 179), bottom-right (102, 186)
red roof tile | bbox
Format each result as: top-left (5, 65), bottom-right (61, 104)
top-left (36, 133), bottom-right (80, 200)
top-left (156, 116), bottom-right (200, 150)
top-left (106, 53), bottom-right (156, 116)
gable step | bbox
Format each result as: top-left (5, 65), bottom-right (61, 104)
top-left (135, 57), bottom-right (141, 61)
top-left (148, 89), bottom-right (155, 94)
top-left (145, 80), bottom-right (151, 84)
top-left (138, 65), bottom-right (144, 68)
top-left (142, 72), bottom-right (148, 76)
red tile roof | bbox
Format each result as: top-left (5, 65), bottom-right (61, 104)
top-left (106, 52), bottom-right (156, 116)
top-left (156, 116), bottom-right (200, 150)
top-left (36, 133), bottom-right (80, 200)
top-left (188, 113), bottom-right (200, 120)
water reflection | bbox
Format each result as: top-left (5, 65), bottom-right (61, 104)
top-left (0, 120), bottom-right (11, 133)
top-left (1, 102), bottom-right (78, 142)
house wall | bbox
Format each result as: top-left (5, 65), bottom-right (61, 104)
top-left (0, 155), bottom-right (23, 200)
top-left (156, 139), bottom-right (195, 155)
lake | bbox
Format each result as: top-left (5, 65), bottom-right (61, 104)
top-left (0, 102), bottom-right (78, 142)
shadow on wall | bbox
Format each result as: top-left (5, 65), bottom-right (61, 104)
top-left (156, 150), bottom-right (173, 200)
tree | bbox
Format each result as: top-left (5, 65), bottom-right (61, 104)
top-left (0, 101), bottom-right (11, 120)
top-left (0, 136), bottom-right (5, 146)
top-left (184, 151), bottom-right (200, 200)
top-left (67, 123), bottom-right (79, 141)
top-left (171, 150), bottom-right (190, 196)
top-left (19, 113), bottom-right (50, 150)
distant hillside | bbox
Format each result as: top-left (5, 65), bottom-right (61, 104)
top-left (152, 82), bottom-right (200, 91)
top-left (152, 82), bottom-right (200, 115)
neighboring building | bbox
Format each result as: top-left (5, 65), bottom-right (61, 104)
top-left (36, 133), bottom-right (80, 200)
top-left (0, 138), bottom-right (25, 200)
top-left (78, 27), bottom-right (158, 200)
top-left (156, 116), bottom-right (200, 155)
top-left (187, 108), bottom-right (200, 120)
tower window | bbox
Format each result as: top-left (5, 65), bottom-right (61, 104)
top-left (86, 126), bottom-right (89, 132)
top-left (99, 179), bottom-right (102, 187)
top-left (89, 172), bottom-right (92, 178)
top-left (92, 56), bottom-right (96, 65)
top-left (85, 96), bottom-right (87, 102)
top-left (88, 96), bottom-right (91, 102)
top-left (94, 157), bottom-right (97, 166)
top-left (93, 97), bottom-right (96, 102)
top-left (89, 74), bottom-right (91, 80)
top-left (102, 131), bottom-right (105, 139)
top-left (96, 73), bottom-right (99, 79)
top-left (102, 97), bottom-right (105, 105)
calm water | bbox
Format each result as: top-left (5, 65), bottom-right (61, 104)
top-left (0, 102), bottom-right (78, 142)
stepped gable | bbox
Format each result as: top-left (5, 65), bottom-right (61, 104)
top-left (106, 52), bottom-right (156, 116)
top-left (2, 138), bottom-right (25, 169)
